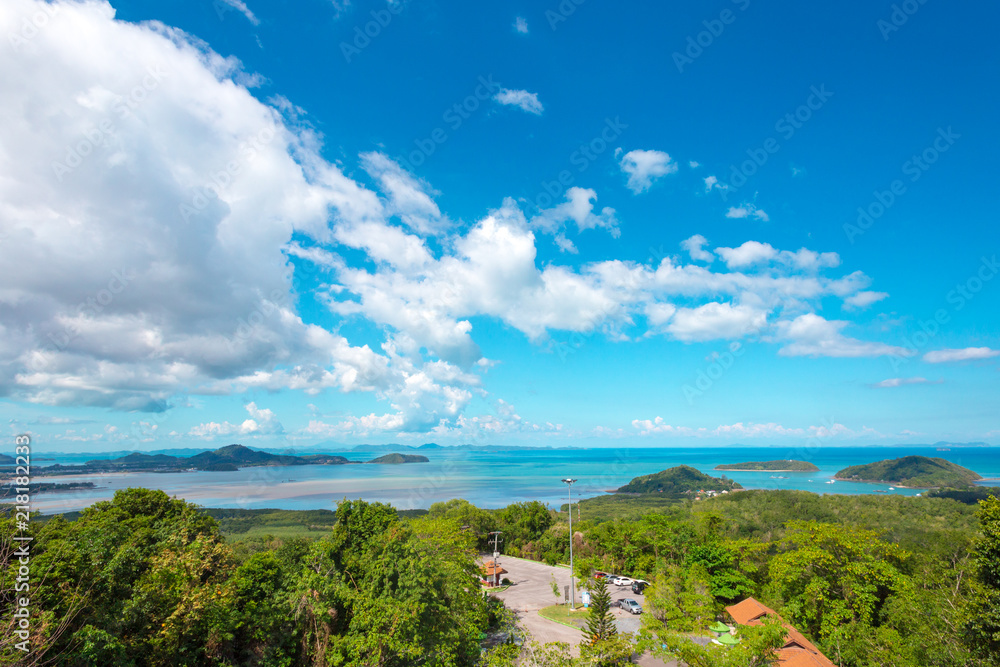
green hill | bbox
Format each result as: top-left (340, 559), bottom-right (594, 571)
top-left (714, 460), bottom-right (819, 472)
top-left (616, 465), bottom-right (742, 494)
top-left (367, 453), bottom-right (429, 464)
top-left (835, 456), bottom-right (982, 488)
top-left (41, 445), bottom-right (354, 475)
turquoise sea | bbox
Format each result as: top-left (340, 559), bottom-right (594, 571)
top-left (28, 446), bottom-right (1000, 514)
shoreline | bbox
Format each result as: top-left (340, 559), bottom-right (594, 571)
top-left (713, 468), bottom-right (816, 473)
top-left (832, 477), bottom-right (927, 489)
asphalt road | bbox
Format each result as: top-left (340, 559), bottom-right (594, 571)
top-left (487, 556), bottom-right (676, 666)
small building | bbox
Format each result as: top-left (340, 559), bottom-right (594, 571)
top-left (480, 560), bottom-right (507, 587)
top-left (724, 598), bottom-right (838, 666)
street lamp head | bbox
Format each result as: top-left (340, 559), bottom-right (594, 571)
top-left (561, 478), bottom-right (577, 485)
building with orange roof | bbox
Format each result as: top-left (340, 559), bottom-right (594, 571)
top-left (480, 560), bottom-right (507, 587)
top-left (725, 597), bottom-right (778, 625)
top-left (723, 598), bottom-right (838, 667)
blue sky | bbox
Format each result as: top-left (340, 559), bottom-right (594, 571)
top-left (1, 0), bottom-right (998, 452)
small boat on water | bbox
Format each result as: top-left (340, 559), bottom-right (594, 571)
top-left (825, 480), bottom-right (835, 484)
top-left (888, 487), bottom-right (895, 490)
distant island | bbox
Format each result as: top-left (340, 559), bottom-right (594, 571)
top-left (0, 481), bottom-right (97, 498)
top-left (617, 465), bottom-right (742, 494)
top-left (33, 444), bottom-right (426, 476)
top-left (834, 455), bottom-right (982, 488)
top-left (366, 453), bottom-right (429, 464)
top-left (714, 460), bottom-right (819, 472)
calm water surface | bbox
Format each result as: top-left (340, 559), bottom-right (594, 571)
top-left (29, 446), bottom-right (1000, 514)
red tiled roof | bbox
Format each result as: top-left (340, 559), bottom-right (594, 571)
top-left (777, 647), bottom-right (838, 667)
top-left (725, 598), bottom-right (838, 667)
top-left (480, 560), bottom-right (507, 576)
top-left (781, 626), bottom-right (825, 656)
top-left (725, 598), bottom-right (777, 625)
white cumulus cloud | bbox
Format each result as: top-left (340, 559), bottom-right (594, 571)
top-left (619, 149), bottom-right (678, 193)
top-left (190, 401), bottom-right (284, 437)
top-left (666, 303), bottom-right (767, 342)
top-left (777, 314), bottom-right (912, 358)
top-left (681, 234), bottom-right (714, 263)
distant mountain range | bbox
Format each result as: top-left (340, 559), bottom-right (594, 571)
top-left (32, 441), bottom-right (992, 461)
top-left (31, 444), bottom-right (425, 476)
top-left (340, 442), bottom-right (577, 453)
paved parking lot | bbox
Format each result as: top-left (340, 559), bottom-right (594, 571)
top-left (486, 556), bottom-right (675, 666)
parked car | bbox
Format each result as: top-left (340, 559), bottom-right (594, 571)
top-left (594, 571), bottom-right (608, 579)
top-left (620, 598), bottom-right (643, 615)
top-left (631, 580), bottom-right (648, 594)
top-left (613, 576), bottom-right (633, 586)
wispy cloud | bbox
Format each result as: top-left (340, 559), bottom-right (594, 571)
top-left (844, 290), bottom-right (889, 309)
top-left (30, 416), bottom-right (96, 425)
top-left (513, 16), bottom-right (528, 34)
top-left (329, 0), bottom-right (351, 19)
top-left (924, 347), bottom-right (1000, 363)
top-left (219, 0), bottom-right (260, 25)
top-left (704, 174), bottom-right (728, 193)
top-left (871, 377), bottom-right (941, 388)
top-left (493, 88), bottom-right (543, 114)
top-left (726, 202), bottom-right (769, 222)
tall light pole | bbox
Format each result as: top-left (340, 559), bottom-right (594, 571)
top-left (562, 478), bottom-right (577, 609)
top-left (488, 531), bottom-right (503, 587)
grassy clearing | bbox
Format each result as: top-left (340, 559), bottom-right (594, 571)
top-left (539, 604), bottom-right (591, 629)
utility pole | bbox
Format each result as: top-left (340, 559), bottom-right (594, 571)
top-left (561, 478), bottom-right (577, 609)
top-left (488, 531), bottom-right (503, 587)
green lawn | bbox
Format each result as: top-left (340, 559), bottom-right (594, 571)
top-left (539, 604), bottom-right (591, 629)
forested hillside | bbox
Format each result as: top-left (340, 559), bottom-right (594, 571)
top-left (714, 460), bottom-right (819, 471)
top-left (616, 465), bottom-right (742, 494)
top-left (835, 455), bottom-right (982, 487)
